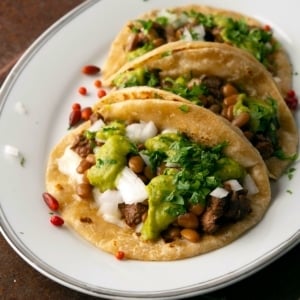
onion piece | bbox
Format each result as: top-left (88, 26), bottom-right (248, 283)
top-left (14, 101), bottom-right (28, 115)
top-left (88, 118), bottom-right (105, 132)
top-left (116, 167), bottom-right (148, 204)
top-left (182, 28), bottom-right (193, 42)
top-left (209, 187), bottom-right (229, 198)
top-left (139, 151), bottom-right (151, 166)
top-left (57, 146), bottom-right (83, 184)
top-left (4, 144), bottom-right (20, 157)
top-left (243, 174), bottom-right (259, 195)
top-left (191, 25), bottom-right (205, 40)
top-left (224, 179), bottom-right (243, 191)
top-left (126, 121), bottom-right (157, 144)
top-left (93, 189), bottom-right (124, 226)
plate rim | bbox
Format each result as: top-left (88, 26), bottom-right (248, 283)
top-left (1, 0), bottom-right (300, 299)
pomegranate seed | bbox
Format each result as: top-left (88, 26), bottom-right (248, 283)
top-left (72, 102), bottom-right (81, 111)
top-left (81, 65), bottom-right (100, 75)
top-left (264, 24), bottom-right (271, 31)
top-left (42, 192), bottom-right (59, 211)
top-left (81, 107), bottom-right (93, 121)
top-left (97, 89), bottom-right (106, 98)
top-left (287, 90), bottom-right (295, 97)
top-left (115, 250), bottom-right (125, 260)
top-left (69, 109), bottom-right (82, 127)
top-left (50, 215), bottom-right (64, 226)
top-left (94, 79), bottom-right (102, 88)
top-left (78, 86), bottom-right (87, 96)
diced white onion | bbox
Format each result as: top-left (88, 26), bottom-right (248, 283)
top-left (210, 187), bottom-right (229, 198)
top-left (93, 189), bottom-right (124, 226)
top-left (191, 25), bottom-right (205, 40)
top-left (224, 179), bottom-right (243, 191)
top-left (156, 9), bottom-right (177, 24)
top-left (88, 119), bottom-right (105, 132)
top-left (243, 174), bottom-right (259, 195)
top-left (126, 121), bottom-right (157, 144)
top-left (161, 128), bottom-right (178, 134)
top-left (57, 146), bottom-right (83, 184)
top-left (14, 101), bottom-right (28, 115)
top-left (4, 144), bottom-right (20, 157)
top-left (139, 151), bottom-right (151, 166)
top-left (116, 167), bottom-right (148, 204)
top-left (181, 28), bottom-right (193, 42)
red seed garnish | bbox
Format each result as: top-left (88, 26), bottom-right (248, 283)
top-left (264, 24), bottom-right (271, 31)
top-left (115, 250), bottom-right (125, 260)
top-left (78, 86), bottom-right (87, 96)
top-left (82, 65), bottom-right (100, 75)
top-left (81, 107), bottom-right (93, 121)
top-left (42, 192), bottom-right (59, 211)
top-left (69, 109), bottom-right (82, 127)
top-left (94, 79), bottom-right (102, 88)
top-left (285, 90), bottom-right (298, 110)
top-left (50, 215), bottom-right (64, 226)
top-left (97, 89), bottom-right (107, 98)
top-left (72, 102), bottom-right (81, 111)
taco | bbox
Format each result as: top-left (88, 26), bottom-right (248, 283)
top-left (105, 41), bottom-right (298, 179)
top-left (102, 4), bottom-right (292, 96)
top-left (46, 99), bottom-right (270, 261)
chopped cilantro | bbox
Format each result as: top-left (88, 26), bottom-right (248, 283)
top-left (285, 167), bottom-right (296, 180)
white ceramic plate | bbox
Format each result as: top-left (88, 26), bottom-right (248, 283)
top-left (0, 0), bottom-right (299, 298)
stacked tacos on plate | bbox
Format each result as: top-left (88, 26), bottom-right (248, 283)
top-left (46, 98), bottom-right (270, 261)
top-left (102, 4), bottom-right (292, 96)
top-left (104, 41), bottom-right (298, 179)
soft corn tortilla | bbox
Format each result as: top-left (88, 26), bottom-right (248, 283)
top-left (46, 100), bottom-right (270, 261)
top-left (102, 4), bottom-right (292, 95)
top-left (104, 41), bottom-right (298, 179)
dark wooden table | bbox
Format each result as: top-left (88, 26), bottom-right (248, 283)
top-left (1, 1), bottom-right (300, 299)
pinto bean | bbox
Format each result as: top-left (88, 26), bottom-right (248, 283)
top-left (76, 159), bottom-right (93, 174)
top-left (128, 155), bottom-right (145, 173)
top-left (180, 228), bottom-right (201, 243)
top-left (76, 183), bottom-right (92, 198)
top-left (223, 94), bottom-right (238, 106)
top-left (143, 165), bottom-right (154, 180)
top-left (177, 213), bottom-right (199, 229)
top-left (85, 154), bottom-right (96, 165)
top-left (189, 203), bottom-right (205, 216)
top-left (232, 112), bottom-right (250, 128)
top-left (222, 83), bottom-right (238, 97)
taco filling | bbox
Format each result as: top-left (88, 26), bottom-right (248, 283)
top-left (126, 9), bottom-right (276, 72)
top-left (113, 70), bottom-right (288, 161)
top-left (59, 115), bottom-right (258, 243)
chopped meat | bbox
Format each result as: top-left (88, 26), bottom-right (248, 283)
top-left (201, 76), bottom-right (223, 100)
top-left (201, 189), bottom-right (251, 234)
top-left (201, 196), bottom-right (227, 234)
top-left (253, 134), bottom-right (274, 159)
top-left (118, 203), bottom-right (148, 227)
top-left (224, 190), bottom-right (251, 220)
top-left (70, 134), bottom-right (93, 158)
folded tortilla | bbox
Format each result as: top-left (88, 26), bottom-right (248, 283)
top-left (46, 99), bottom-right (270, 261)
top-left (102, 4), bottom-right (292, 96)
top-left (104, 42), bottom-right (298, 179)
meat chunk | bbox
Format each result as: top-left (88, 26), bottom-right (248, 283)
top-left (118, 203), bottom-right (148, 227)
top-left (224, 190), bottom-right (251, 220)
top-left (70, 134), bottom-right (93, 158)
top-left (253, 134), bottom-right (274, 160)
top-left (201, 196), bottom-right (227, 234)
top-left (201, 189), bottom-right (251, 234)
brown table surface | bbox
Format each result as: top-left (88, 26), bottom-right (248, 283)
top-left (1, 1), bottom-right (300, 299)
